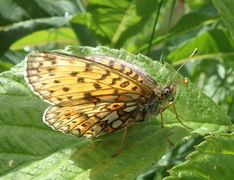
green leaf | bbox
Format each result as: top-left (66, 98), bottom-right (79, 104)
top-left (134, 12), bottom-right (219, 54)
top-left (167, 29), bottom-right (234, 65)
top-left (0, 46), bottom-right (231, 179)
top-left (165, 133), bottom-right (234, 179)
top-left (0, 16), bottom-right (72, 55)
top-left (212, 0), bottom-right (234, 35)
top-left (11, 27), bottom-right (77, 50)
top-left (71, 0), bottom-right (158, 48)
top-left (0, 0), bottom-right (80, 55)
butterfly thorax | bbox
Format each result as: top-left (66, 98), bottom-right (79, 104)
top-left (154, 83), bottom-right (177, 103)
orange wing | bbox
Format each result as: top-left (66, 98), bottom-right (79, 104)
top-left (25, 51), bottom-right (157, 137)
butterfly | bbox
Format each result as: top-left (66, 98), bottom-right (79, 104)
top-left (25, 50), bottom-right (196, 156)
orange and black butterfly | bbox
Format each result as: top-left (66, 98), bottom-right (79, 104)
top-left (25, 50), bottom-right (196, 155)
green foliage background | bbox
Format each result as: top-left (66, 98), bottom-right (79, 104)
top-left (0, 0), bottom-right (233, 179)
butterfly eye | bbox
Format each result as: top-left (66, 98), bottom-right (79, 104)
top-left (161, 87), bottom-right (171, 99)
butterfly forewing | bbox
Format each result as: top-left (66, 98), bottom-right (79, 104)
top-left (25, 51), bottom-right (157, 137)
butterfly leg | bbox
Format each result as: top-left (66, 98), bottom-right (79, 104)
top-left (169, 102), bottom-right (193, 130)
top-left (111, 123), bottom-right (130, 158)
top-left (160, 102), bottom-right (193, 145)
top-left (159, 107), bottom-right (174, 146)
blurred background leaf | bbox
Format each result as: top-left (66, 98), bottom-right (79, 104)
top-left (212, 0), bottom-right (234, 35)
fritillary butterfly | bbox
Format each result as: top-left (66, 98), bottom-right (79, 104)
top-left (25, 50), bottom-right (196, 156)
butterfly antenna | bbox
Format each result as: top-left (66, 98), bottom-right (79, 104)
top-left (172, 48), bottom-right (198, 79)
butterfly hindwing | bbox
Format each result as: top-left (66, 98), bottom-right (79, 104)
top-left (44, 100), bottom-right (141, 138)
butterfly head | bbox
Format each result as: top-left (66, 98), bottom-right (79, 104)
top-left (161, 79), bottom-right (189, 102)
